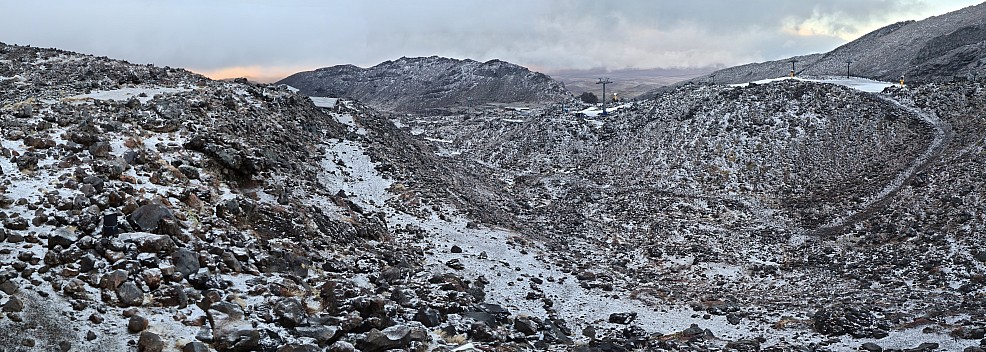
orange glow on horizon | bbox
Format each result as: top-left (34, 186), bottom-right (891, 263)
top-left (191, 65), bottom-right (316, 83)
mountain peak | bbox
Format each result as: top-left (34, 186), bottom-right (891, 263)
top-left (278, 57), bottom-right (570, 112)
top-left (679, 2), bottom-right (986, 86)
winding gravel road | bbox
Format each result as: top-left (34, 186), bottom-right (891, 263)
top-left (812, 91), bottom-right (953, 236)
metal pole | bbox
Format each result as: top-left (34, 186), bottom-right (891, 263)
top-left (596, 78), bottom-right (612, 116)
top-left (845, 60), bottom-right (852, 78)
top-left (788, 59), bottom-right (798, 77)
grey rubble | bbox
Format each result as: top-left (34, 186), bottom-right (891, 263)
top-left (3, 32), bottom-right (986, 352)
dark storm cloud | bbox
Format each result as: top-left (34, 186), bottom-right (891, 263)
top-left (0, 0), bottom-right (979, 80)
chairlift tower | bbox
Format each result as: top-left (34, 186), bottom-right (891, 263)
top-left (596, 78), bottom-right (613, 116)
top-left (788, 59), bottom-right (798, 77)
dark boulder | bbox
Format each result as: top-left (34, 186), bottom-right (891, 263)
top-left (208, 302), bottom-right (261, 352)
top-left (725, 339), bottom-right (761, 352)
top-left (2, 295), bottom-right (24, 312)
top-left (121, 232), bottom-right (175, 253)
top-left (861, 342), bottom-right (884, 352)
top-left (129, 204), bottom-right (175, 232)
top-left (953, 327), bottom-right (986, 340)
top-left (48, 228), bottom-right (77, 249)
top-left (294, 326), bottom-right (339, 346)
top-left (172, 248), bottom-right (200, 279)
top-left (99, 269), bottom-right (129, 290)
top-left (273, 297), bottom-right (306, 328)
top-left (182, 341), bottom-right (210, 352)
top-left (117, 282), bottom-right (144, 307)
top-left (414, 307), bottom-right (441, 327)
top-left (609, 312), bottom-right (637, 325)
top-left (358, 325), bottom-right (412, 352)
top-left (514, 316), bottom-right (539, 335)
top-left (4, 217), bottom-right (29, 231)
top-left (906, 342), bottom-right (940, 352)
top-left (137, 331), bottom-right (164, 352)
top-left (128, 315), bottom-right (150, 333)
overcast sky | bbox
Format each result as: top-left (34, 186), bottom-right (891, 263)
top-left (1, 0), bottom-right (981, 82)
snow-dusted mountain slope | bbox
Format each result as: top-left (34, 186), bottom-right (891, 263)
top-left (277, 56), bottom-right (572, 112)
top-left (665, 2), bottom-right (986, 88)
top-left (395, 78), bottom-right (986, 351)
top-left (0, 42), bottom-right (530, 352)
top-left (3, 40), bottom-right (986, 352)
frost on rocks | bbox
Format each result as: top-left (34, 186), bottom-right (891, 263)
top-left (3, 22), bottom-right (986, 352)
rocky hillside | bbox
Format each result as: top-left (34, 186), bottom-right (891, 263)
top-left (277, 56), bottom-right (572, 112)
top-left (0, 42), bottom-right (566, 352)
top-left (396, 78), bottom-right (986, 351)
top-left (678, 2), bottom-right (986, 86)
top-left (3, 41), bottom-right (986, 352)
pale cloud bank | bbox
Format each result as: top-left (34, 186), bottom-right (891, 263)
top-left (0, 0), bottom-right (979, 81)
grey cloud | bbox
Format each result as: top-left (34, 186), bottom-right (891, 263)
top-left (0, 0), bottom-right (979, 80)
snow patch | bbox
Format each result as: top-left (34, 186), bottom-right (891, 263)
top-left (317, 139), bottom-right (393, 211)
top-left (68, 86), bottom-right (193, 103)
top-left (731, 76), bottom-right (897, 93)
top-left (279, 84), bottom-right (300, 93)
top-left (578, 103), bottom-right (633, 117)
top-left (310, 97), bottom-right (339, 108)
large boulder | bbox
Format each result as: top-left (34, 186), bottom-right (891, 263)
top-left (99, 269), bottom-right (129, 290)
top-left (414, 307), bottom-right (441, 328)
top-left (47, 228), bottom-right (78, 249)
top-left (129, 204), bottom-right (175, 232)
top-left (137, 331), bottom-right (164, 352)
top-left (172, 248), bottom-right (200, 279)
top-left (294, 326), bottom-right (339, 346)
top-left (116, 282), bottom-right (144, 307)
top-left (273, 297), bottom-right (306, 328)
top-left (208, 302), bottom-right (261, 352)
top-left (120, 232), bottom-right (175, 253)
top-left (358, 325), bottom-right (412, 352)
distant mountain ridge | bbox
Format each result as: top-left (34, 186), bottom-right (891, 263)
top-left (676, 2), bottom-right (986, 87)
top-left (277, 56), bottom-right (572, 112)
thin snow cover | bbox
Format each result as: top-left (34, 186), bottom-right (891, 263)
top-left (390, 119), bottom-right (407, 129)
top-left (317, 139), bottom-right (392, 211)
top-left (406, 211), bottom-right (971, 349)
top-left (325, 109), bottom-right (366, 134)
top-left (578, 103), bottom-right (632, 117)
top-left (330, 112), bottom-right (355, 127)
top-left (307, 136), bottom-right (767, 343)
top-left (310, 97), bottom-right (339, 108)
top-left (278, 84), bottom-right (300, 93)
top-left (141, 132), bottom-right (188, 162)
top-left (405, 212), bottom-right (763, 343)
top-left (68, 86), bottom-right (193, 103)
top-left (730, 76), bottom-right (896, 93)
top-left (1, 133), bottom-right (74, 219)
top-left (423, 137), bottom-right (453, 144)
top-left (302, 120), bottom-right (971, 350)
